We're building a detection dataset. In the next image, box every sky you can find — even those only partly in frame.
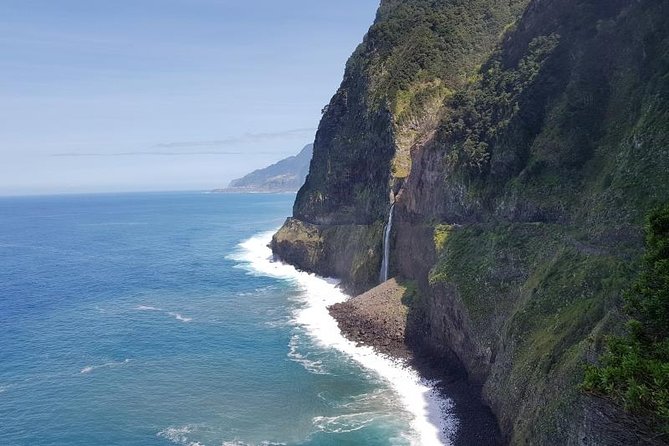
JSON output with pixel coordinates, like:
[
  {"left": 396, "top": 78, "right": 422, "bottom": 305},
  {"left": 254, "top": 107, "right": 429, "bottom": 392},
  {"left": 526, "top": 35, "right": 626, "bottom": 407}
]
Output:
[{"left": 0, "top": 0, "right": 380, "bottom": 195}]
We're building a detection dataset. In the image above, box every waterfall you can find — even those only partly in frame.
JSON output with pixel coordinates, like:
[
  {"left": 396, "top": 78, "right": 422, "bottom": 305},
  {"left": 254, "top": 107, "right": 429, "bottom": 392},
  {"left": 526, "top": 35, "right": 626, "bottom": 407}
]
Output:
[{"left": 379, "top": 204, "right": 395, "bottom": 283}]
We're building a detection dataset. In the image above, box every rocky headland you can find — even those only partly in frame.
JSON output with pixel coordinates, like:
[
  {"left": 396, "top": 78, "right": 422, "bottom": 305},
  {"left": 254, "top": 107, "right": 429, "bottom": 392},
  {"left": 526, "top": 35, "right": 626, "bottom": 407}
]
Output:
[{"left": 215, "top": 144, "right": 313, "bottom": 193}]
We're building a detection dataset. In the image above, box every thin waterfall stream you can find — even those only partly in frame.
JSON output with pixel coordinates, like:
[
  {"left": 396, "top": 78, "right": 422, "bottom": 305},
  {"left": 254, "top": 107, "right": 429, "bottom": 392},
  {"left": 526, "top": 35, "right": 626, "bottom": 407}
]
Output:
[{"left": 379, "top": 204, "right": 395, "bottom": 283}]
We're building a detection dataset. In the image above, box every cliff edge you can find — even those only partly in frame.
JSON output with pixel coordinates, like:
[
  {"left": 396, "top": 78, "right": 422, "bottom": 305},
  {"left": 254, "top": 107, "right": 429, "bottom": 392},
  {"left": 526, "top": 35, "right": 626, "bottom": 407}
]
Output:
[{"left": 272, "top": 0, "right": 669, "bottom": 444}]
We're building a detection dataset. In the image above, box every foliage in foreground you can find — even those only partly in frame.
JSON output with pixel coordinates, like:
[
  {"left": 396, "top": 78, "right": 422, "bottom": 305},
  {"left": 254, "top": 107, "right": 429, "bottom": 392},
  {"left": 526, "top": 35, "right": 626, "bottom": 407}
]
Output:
[{"left": 583, "top": 205, "right": 669, "bottom": 437}]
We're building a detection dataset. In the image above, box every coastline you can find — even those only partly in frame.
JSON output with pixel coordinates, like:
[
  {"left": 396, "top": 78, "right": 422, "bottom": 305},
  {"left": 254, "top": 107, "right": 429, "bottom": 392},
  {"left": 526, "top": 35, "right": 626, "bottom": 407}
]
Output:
[
  {"left": 329, "top": 279, "right": 504, "bottom": 446},
  {"left": 233, "top": 231, "right": 456, "bottom": 446}
]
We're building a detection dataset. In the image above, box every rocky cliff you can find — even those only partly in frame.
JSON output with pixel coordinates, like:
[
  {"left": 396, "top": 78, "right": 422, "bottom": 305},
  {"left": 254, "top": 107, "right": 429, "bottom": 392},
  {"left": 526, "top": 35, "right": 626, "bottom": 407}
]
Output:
[
  {"left": 217, "top": 144, "right": 313, "bottom": 193},
  {"left": 274, "top": 0, "right": 530, "bottom": 292},
  {"left": 273, "top": 0, "right": 669, "bottom": 444}
]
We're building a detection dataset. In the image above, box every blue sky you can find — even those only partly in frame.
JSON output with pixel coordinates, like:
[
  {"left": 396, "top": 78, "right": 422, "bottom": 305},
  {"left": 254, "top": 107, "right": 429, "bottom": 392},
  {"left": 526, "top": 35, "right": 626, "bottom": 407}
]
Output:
[{"left": 0, "top": 0, "right": 379, "bottom": 195}]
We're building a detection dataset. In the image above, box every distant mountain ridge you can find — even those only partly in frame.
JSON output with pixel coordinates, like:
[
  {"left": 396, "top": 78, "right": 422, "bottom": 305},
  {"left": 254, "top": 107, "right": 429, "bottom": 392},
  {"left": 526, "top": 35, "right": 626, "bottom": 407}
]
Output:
[{"left": 216, "top": 144, "right": 313, "bottom": 193}]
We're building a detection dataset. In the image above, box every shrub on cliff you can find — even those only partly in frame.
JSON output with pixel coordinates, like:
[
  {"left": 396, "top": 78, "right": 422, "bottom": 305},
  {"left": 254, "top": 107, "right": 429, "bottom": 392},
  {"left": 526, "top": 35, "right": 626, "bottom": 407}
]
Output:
[
  {"left": 583, "top": 204, "right": 669, "bottom": 437},
  {"left": 442, "top": 33, "right": 561, "bottom": 177}
]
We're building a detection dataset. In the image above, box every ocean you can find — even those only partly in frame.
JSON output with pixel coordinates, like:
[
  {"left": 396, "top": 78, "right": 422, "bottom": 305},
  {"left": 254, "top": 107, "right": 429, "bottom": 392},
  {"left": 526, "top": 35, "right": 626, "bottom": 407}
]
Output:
[{"left": 0, "top": 192, "right": 454, "bottom": 446}]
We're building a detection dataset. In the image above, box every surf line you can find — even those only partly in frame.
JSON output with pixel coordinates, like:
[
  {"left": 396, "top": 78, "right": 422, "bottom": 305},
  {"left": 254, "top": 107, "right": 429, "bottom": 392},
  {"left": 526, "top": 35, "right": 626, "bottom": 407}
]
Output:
[{"left": 230, "top": 230, "right": 457, "bottom": 446}]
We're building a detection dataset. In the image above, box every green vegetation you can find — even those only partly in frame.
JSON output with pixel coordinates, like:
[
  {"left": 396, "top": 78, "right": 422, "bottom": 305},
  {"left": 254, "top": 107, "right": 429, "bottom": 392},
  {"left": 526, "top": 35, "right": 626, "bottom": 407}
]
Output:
[
  {"left": 429, "top": 223, "right": 551, "bottom": 322},
  {"left": 367, "top": 0, "right": 528, "bottom": 104},
  {"left": 364, "top": 0, "right": 530, "bottom": 179},
  {"left": 432, "top": 223, "right": 453, "bottom": 252},
  {"left": 583, "top": 205, "right": 669, "bottom": 437},
  {"left": 391, "top": 80, "right": 451, "bottom": 179},
  {"left": 294, "top": 0, "right": 530, "bottom": 223},
  {"left": 419, "top": 0, "right": 669, "bottom": 441},
  {"left": 428, "top": 221, "right": 636, "bottom": 442},
  {"left": 429, "top": 0, "right": 669, "bottom": 227},
  {"left": 443, "top": 34, "right": 560, "bottom": 175},
  {"left": 282, "top": 0, "right": 669, "bottom": 442},
  {"left": 400, "top": 279, "right": 422, "bottom": 307}
]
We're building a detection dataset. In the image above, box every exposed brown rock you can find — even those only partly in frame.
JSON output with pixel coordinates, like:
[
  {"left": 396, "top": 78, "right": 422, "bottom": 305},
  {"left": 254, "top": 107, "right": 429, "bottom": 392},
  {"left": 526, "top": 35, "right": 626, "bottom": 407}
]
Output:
[{"left": 328, "top": 278, "right": 410, "bottom": 359}]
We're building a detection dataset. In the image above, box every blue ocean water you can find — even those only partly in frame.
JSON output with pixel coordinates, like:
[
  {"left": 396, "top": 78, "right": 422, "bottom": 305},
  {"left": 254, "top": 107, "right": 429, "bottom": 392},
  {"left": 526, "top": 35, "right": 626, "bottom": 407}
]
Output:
[{"left": 0, "top": 192, "right": 452, "bottom": 446}]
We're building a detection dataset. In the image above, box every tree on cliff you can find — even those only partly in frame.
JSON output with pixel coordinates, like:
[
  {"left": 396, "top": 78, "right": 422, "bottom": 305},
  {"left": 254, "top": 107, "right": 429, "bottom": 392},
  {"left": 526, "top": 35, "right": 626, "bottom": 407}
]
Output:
[{"left": 584, "top": 204, "right": 669, "bottom": 438}]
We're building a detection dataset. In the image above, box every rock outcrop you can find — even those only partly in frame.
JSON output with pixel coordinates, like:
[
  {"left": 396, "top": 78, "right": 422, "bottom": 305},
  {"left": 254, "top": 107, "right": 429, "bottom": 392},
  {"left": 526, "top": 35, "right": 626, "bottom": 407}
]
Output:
[{"left": 329, "top": 278, "right": 410, "bottom": 358}]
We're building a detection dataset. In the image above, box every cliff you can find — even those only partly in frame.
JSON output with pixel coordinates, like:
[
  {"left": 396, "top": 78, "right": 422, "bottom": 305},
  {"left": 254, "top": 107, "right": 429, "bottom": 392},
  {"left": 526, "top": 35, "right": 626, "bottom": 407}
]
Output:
[
  {"left": 272, "top": 0, "right": 669, "bottom": 444},
  {"left": 274, "top": 0, "right": 529, "bottom": 292},
  {"left": 217, "top": 144, "right": 312, "bottom": 193}
]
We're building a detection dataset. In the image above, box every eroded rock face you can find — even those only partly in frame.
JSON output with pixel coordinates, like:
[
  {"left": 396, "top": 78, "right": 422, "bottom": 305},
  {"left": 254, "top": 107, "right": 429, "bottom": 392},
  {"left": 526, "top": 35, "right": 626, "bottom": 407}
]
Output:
[
  {"left": 271, "top": 218, "right": 383, "bottom": 294},
  {"left": 280, "top": 0, "right": 531, "bottom": 243},
  {"left": 390, "top": 0, "right": 669, "bottom": 443},
  {"left": 271, "top": 0, "right": 669, "bottom": 443},
  {"left": 577, "top": 396, "right": 667, "bottom": 446}
]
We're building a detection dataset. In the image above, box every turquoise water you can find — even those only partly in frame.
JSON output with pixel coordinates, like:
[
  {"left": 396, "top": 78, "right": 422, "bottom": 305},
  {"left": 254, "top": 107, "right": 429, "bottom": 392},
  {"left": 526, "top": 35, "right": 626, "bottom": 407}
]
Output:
[{"left": 0, "top": 192, "right": 452, "bottom": 446}]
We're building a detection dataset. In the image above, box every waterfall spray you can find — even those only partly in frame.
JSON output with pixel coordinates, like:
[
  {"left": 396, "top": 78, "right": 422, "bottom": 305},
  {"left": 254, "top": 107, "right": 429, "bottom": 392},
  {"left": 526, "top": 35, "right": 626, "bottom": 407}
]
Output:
[{"left": 379, "top": 204, "right": 395, "bottom": 283}]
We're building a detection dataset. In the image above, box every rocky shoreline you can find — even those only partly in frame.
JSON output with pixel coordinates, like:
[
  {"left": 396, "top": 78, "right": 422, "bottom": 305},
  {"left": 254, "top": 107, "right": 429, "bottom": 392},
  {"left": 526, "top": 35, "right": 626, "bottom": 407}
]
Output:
[
  {"left": 328, "top": 278, "right": 504, "bottom": 446},
  {"left": 329, "top": 279, "right": 411, "bottom": 359}
]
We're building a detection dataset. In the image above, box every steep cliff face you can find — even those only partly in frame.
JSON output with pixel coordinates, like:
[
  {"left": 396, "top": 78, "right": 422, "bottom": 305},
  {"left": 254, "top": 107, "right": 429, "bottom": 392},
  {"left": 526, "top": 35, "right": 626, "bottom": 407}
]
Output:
[
  {"left": 395, "top": 0, "right": 669, "bottom": 443},
  {"left": 272, "top": 218, "right": 383, "bottom": 294},
  {"left": 273, "top": 0, "right": 669, "bottom": 443},
  {"left": 273, "top": 0, "right": 530, "bottom": 290}
]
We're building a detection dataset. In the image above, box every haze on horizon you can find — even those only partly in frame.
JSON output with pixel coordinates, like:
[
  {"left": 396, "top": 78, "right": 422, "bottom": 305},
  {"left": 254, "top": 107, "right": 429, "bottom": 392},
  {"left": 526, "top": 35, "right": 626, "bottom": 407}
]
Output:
[{"left": 0, "top": 0, "right": 380, "bottom": 196}]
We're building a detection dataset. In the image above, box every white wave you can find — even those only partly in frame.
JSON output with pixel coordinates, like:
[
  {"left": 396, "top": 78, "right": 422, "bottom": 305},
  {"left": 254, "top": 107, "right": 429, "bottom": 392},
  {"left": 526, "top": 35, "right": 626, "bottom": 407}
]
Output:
[
  {"left": 80, "top": 358, "right": 131, "bottom": 375},
  {"left": 168, "top": 312, "right": 193, "bottom": 323},
  {"left": 221, "top": 441, "right": 286, "bottom": 446},
  {"left": 287, "top": 334, "right": 329, "bottom": 375},
  {"left": 158, "top": 426, "right": 288, "bottom": 446},
  {"left": 79, "top": 222, "right": 148, "bottom": 227},
  {"left": 136, "top": 305, "right": 163, "bottom": 311},
  {"left": 136, "top": 305, "right": 192, "bottom": 322},
  {"left": 337, "top": 388, "right": 396, "bottom": 410},
  {"left": 232, "top": 231, "right": 457, "bottom": 446},
  {"left": 157, "top": 425, "right": 204, "bottom": 446},
  {"left": 264, "top": 317, "right": 291, "bottom": 329},
  {"left": 313, "top": 412, "right": 378, "bottom": 433}
]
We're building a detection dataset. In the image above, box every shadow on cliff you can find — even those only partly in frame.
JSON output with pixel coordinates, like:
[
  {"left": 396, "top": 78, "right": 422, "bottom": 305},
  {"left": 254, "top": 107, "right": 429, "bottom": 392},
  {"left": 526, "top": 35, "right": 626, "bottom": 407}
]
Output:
[{"left": 400, "top": 281, "right": 506, "bottom": 446}]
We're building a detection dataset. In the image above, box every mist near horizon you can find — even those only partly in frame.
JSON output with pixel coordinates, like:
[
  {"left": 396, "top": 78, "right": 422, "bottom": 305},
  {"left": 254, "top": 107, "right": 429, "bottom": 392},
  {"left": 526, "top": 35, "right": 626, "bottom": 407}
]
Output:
[{"left": 0, "top": 0, "right": 380, "bottom": 196}]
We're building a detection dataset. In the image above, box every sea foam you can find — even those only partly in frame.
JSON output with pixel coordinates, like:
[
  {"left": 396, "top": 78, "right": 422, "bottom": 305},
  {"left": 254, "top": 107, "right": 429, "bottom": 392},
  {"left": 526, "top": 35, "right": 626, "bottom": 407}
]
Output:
[
  {"left": 157, "top": 425, "right": 205, "bottom": 446},
  {"left": 80, "top": 358, "right": 131, "bottom": 375},
  {"left": 136, "top": 305, "right": 163, "bottom": 311},
  {"left": 287, "top": 334, "right": 328, "bottom": 375},
  {"left": 135, "top": 305, "right": 192, "bottom": 323},
  {"left": 231, "top": 231, "right": 457, "bottom": 446},
  {"left": 168, "top": 312, "right": 193, "bottom": 323}
]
